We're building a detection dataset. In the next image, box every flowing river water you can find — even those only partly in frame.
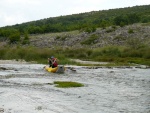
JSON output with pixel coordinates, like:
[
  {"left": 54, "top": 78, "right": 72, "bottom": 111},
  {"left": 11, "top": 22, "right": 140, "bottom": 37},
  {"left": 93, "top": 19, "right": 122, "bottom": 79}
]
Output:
[{"left": 0, "top": 60, "right": 150, "bottom": 113}]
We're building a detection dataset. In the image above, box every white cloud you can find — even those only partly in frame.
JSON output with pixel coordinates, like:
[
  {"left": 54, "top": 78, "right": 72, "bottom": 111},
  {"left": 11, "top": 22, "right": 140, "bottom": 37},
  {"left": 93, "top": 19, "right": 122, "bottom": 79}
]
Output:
[
  {"left": 137, "top": 0, "right": 150, "bottom": 4},
  {"left": 0, "top": 0, "right": 149, "bottom": 27}
]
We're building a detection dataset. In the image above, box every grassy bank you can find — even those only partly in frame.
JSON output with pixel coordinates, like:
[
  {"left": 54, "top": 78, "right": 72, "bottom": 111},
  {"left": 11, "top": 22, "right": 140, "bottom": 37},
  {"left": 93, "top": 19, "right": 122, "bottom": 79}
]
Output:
[{"left": 0, "top": 46, "right": 150, "bottom": 66}]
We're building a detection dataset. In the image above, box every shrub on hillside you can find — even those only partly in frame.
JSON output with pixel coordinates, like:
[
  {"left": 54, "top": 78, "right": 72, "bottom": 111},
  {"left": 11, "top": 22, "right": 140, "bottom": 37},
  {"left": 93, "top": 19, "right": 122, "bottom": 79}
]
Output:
[
  {"left": 128, "top": 28, "right": 134, "bottom": 33},
  {"left": 81, "top": 34, "right": 98, "bottom": 45},
  {"left": 9, "top": 32, "right": 20, "bottom": 43}
]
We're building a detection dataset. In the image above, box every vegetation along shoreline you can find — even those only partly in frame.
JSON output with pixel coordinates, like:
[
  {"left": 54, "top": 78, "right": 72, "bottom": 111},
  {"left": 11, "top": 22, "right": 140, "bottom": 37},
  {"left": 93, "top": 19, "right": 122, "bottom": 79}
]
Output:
[{"left": 0, "top": 5, "right": 150, "bottom": 66}]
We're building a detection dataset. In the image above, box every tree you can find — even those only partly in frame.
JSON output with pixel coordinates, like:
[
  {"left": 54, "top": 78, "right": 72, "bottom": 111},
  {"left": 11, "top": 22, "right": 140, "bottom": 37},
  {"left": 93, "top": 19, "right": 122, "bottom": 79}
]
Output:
[
  {"left": 113, "top": 15, "right": 128, "bottom": 26},
  {"left": 9, "top": 32, "right": 20, "bottom": 43},
  {"left": 127, "top": 13, "right": 140, "bottom": 24},
  {"left": 22, "top": 32, "right": 30, "bottom": 44},
  {"left": 100, "top": 20, "right": 108, "bottom": 29}
]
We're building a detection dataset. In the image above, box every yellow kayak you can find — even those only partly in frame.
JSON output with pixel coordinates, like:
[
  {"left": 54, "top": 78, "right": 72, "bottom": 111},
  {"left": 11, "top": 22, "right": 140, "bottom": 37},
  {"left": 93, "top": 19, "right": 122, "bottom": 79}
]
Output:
[{"left": 45, "top": 65, "right": 65, "bottom": 73}]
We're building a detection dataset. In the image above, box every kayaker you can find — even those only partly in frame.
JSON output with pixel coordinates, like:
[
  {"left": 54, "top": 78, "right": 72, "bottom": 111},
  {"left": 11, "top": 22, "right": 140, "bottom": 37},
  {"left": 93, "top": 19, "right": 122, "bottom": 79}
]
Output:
[{"left": 48, "top": 56, "right": 58, "bottom": 68}]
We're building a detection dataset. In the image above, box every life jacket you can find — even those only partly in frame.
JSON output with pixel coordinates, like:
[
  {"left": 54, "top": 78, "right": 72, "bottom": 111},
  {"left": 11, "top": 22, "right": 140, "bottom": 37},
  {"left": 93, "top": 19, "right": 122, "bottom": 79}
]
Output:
[{"left": 52, "top": 58, "right": 58, "bottom": 67}]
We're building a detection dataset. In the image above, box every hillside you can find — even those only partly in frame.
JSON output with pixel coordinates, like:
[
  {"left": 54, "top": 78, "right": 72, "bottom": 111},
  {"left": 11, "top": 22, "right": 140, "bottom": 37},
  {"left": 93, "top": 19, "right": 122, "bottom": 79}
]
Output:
[
  {"left": 0, "top": 5, "right": 150, "bottom": 66},
  {"left": 0, "top": 23, "right": 150, "bottom": 49},
  {"left": 0, "top": 23, "right": 150, "bottom": 66},
  {"left": 28, "top": 23, "right": 150, "bottom": 49},
  {"left": 0, "top": 5, "right": 150, "bottom": 44}
]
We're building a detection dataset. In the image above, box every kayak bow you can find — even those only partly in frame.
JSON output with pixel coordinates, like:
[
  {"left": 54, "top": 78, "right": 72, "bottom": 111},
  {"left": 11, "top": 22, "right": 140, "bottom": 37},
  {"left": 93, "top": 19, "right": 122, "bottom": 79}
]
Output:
[{"left": 44, "top": 65, "right": 65, "bottom": 73}]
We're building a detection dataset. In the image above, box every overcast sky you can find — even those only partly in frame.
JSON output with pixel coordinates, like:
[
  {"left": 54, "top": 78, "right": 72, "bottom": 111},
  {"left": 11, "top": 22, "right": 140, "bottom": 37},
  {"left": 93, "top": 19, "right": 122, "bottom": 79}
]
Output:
[{"left": 0, "top": 0, "right": 150, "bottom": 27}]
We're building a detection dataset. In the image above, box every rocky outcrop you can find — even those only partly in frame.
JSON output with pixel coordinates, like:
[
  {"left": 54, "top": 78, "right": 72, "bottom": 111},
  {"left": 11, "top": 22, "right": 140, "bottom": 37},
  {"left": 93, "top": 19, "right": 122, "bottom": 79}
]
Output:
[{"left": 29, "top": 23, "right": 150, "bottom": 48}]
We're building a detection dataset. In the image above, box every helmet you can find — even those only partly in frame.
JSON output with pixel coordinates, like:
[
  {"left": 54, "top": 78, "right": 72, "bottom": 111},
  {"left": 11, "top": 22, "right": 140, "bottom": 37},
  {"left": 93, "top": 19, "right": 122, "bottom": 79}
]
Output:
[{"left": 51, "top": 56, "right": 54, "bottom": 59}]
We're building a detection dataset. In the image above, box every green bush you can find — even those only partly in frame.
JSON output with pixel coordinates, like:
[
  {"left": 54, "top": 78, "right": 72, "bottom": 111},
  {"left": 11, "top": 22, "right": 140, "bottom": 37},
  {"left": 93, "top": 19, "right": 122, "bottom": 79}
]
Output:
[
  {"left": 56, "top": 35, "right": 61, "bottom": 39},
  {"left": 114, "top": 36, "right": 125, "bottom": 41},
  {"left": 128, "top": 28, "right": 134, "bottom": 33},
  {"left": 92, "top": 46, "right": 121, "bottom": 57},
  {"left": 54, "top": 81, "right": 84, "bottom": 88},
  {"left": 0, "top": 48, "right": 7, "bottom": 59},
  {"left": 9, "top": 32, "right": 20, "bottom": 43},
  {"left": 81, "top": 34, "right": 98, "bottom": 45},
  {"left": 106, "top": 28, "right": 115, "bottom": 33},
  {"left": 0, "top": 45, "right": 150, "bottom": 66}
]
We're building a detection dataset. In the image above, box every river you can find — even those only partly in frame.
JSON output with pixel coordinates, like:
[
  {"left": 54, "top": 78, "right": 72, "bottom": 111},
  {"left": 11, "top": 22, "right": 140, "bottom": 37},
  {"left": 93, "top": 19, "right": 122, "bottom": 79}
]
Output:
[{"left": 0, "top": 60, "right": 150, "bottom": 113}]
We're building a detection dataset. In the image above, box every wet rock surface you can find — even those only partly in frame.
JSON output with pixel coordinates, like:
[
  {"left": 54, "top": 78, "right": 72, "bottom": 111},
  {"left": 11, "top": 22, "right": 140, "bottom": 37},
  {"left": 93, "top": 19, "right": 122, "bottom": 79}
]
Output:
[{"left": 0, "top": 60, "right": 150, "bottom": 113}]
